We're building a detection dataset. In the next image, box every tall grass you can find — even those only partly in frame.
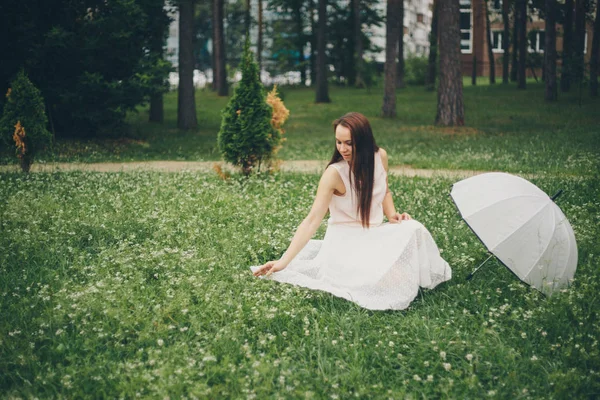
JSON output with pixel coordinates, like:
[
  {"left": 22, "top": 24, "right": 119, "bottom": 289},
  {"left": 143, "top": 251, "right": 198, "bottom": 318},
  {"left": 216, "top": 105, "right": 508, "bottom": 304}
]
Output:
[{"left": 1, "top": 171, "right": 598, "bottom": 398}]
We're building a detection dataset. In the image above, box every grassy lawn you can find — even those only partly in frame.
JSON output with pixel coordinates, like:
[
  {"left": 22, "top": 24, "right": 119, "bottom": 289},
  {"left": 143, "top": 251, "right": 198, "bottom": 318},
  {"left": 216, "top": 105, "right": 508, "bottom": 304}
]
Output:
[
  {"left": 1, "top": 169, "right": 599, "bottom": 398},
  {"left": 2, "top": 82, "right": 598, "bottom": 175},
  {"left": 1, "top": 82, "right": 599, "bottom": 397}
]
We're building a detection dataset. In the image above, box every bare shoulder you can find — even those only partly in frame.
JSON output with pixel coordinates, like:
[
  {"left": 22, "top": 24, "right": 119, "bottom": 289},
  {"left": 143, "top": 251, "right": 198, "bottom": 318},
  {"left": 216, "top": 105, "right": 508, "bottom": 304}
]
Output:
[
  {"left": 320, "top": 165, "right": 343, "bottom": 189},
  {"left": 378, "top": 148, "right": 389, "bottom": 170}
]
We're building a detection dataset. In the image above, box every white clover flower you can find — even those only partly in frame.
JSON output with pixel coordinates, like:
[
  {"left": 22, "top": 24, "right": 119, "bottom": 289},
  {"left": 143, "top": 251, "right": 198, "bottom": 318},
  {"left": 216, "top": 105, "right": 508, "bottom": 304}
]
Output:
[
  {"left": 440, "top": 351, "right": 447, "bottom": 360},
  {"left": 427, "top": 375, "right": 434, "bottom": 382},
  {"left": 413, "top": 374, "right": 422, "bottom": 381},
  {"left": 521, "top": 332, "right": 527, "bottom": 338},
  {"left": 531, "top": 355, "right": 538, "bottom": 361},
  {"left": 466, "top": 354, "right": 473, "bottom": 361},
  {"left": 157, "top": 339, "right": 164, "bottom": 346},
  {"left": 443, "top": 363, "right": 452, "bottom": 371}
]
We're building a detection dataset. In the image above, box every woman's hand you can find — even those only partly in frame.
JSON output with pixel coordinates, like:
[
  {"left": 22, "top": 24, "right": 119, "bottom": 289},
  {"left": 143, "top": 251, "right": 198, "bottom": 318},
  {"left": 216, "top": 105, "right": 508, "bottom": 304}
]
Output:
[
  {"left": 389, "top": 212, "right": 412, "bottom": 223},
  {"left": 253, "top": 260, "right": 287, "bottom": 277}
]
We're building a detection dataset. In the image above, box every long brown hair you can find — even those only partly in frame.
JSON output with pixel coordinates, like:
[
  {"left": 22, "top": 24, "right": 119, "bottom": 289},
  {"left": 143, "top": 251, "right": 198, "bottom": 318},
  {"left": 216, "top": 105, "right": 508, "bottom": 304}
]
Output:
[{"left": 328, "top": 112, "right": 379, "bottom": 228}]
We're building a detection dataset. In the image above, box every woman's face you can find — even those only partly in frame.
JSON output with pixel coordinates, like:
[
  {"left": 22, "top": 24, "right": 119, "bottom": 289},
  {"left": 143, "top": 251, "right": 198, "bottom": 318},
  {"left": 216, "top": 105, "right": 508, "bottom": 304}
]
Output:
[{"left": 335, "top": 124, "right": 353, "bottom": 161}]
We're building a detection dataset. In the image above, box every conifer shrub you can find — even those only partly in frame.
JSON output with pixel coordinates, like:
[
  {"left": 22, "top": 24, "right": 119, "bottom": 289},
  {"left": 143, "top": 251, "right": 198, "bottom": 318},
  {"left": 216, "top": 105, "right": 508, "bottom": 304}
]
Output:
[
  {"left": 218, "top": 38, "right": 281, "bottom": 175},
  {"left": 1, "top": 70, "right": 52, "bottom": 172}
]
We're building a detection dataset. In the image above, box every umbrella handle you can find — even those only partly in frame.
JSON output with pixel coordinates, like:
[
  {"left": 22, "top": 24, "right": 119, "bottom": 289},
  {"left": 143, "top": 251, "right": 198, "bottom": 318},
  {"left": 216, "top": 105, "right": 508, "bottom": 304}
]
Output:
[
  {"left": 551, "top": 189, "right": 563, "bottom": 201},
  {"left": 466, "top": 254, "right": 494, "bottom": 281}
]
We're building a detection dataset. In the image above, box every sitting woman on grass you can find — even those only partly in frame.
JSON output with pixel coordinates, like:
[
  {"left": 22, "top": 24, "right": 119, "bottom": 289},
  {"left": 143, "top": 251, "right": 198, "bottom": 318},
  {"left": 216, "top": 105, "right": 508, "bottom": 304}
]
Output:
[{"left": 252, "top": 112, "right": 451, "bottom": 310}]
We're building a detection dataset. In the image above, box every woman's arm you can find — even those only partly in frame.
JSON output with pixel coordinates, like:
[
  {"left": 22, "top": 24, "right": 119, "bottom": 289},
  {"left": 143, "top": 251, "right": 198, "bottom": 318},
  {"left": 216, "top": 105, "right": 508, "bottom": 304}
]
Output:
[
  {"left": 380, "top": 148, "right": 411, "bottom": 223},
  {"left": 253, "top": 166, "right": 339, "bottom": 277}
]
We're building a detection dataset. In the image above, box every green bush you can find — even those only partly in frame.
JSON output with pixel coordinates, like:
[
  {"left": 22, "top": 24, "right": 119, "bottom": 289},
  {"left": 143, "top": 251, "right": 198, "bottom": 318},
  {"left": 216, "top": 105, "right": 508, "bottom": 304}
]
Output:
[
  {"left": 218, "top": 38, "right": 281, "bottom": 175},
  {"left": 0, "top": 70, "right": 52, "bottom": 171},
  {"left": 0, "top": 0, "right": 171, "bottom": 138},
  {"left": 405, "top": 55, "right": 429, "bottom": 86}
]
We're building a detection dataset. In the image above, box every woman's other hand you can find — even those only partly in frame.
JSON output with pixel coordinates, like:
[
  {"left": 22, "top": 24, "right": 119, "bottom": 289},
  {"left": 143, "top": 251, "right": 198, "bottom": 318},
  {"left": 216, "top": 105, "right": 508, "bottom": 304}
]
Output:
[
  {"left": 389, "top": 212, "right": 412, "bottom": 223},
  {"left": 253, "top": 260, "right": 287, "bottom": 277}
]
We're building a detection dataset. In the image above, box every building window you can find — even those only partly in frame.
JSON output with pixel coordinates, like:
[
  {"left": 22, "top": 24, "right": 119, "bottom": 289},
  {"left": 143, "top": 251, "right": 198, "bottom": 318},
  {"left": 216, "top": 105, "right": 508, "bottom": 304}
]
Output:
[
  {"left": 491, "top": 30, "right": 504, "bottom": 52},
  {"left": 528, "top": 30, "right": 545, "bottom": 53},
  {"left": 492, "top": 0, "right": 502, "bottom": 11},
  {"left": 460, "top": 0, "right": 472, "bottom": 53},
  {"left": 417, "top": 13, "right": 424, "bottom": 23}
]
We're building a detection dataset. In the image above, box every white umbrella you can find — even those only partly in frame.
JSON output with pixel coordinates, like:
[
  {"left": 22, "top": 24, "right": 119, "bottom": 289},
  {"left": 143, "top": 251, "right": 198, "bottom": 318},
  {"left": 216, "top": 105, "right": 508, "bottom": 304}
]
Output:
[{"left": 450, "top": 172, "right": 578, "bottom": 296}]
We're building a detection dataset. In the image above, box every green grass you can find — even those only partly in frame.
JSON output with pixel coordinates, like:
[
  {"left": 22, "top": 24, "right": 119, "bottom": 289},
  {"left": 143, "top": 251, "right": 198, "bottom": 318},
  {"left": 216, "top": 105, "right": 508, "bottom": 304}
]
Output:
[
  {"left": 1, "top": 170, "right": 599, "bottom": 398},
  {"left": 2, "top": 82, "right": 598, "bottom": 175},
  {"left": 1, "top": 82, "right": 599, "bottom": 397}
]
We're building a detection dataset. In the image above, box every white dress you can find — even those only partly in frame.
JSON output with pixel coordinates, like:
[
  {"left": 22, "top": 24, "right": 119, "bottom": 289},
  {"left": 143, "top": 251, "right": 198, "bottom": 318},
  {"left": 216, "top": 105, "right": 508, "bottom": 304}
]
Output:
[{"left": 252, "top": 152, "right": 452, "bottom": 310}]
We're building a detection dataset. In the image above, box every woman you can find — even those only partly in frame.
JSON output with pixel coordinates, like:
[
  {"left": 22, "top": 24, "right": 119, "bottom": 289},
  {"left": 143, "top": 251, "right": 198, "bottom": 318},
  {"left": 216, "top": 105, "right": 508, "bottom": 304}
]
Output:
[{"left": 252, "top": 112, "right": 451, "bottom": 310}]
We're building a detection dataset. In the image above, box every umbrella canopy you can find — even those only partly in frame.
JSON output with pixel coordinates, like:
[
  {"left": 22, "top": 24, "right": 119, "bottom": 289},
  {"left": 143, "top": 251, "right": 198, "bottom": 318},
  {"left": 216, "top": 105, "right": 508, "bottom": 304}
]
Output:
[{"left": 451, "top": 172, "right": 577, "bottom": 295}]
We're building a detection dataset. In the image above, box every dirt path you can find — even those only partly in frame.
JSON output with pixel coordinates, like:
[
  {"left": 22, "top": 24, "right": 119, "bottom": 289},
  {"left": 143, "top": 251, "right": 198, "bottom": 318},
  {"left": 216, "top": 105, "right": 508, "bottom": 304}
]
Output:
[{"left": 0, "top": 160, "right": 488, "bottom": 179}]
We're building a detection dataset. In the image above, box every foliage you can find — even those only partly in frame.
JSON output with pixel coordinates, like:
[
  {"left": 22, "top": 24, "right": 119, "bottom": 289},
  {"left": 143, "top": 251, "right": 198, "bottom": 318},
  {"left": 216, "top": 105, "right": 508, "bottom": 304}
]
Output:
[
  {"left": 218, "top": 39, "right": 281, "bottom": 175},
  {"left": 0, "top": 0, "right": 172, "bottom": 138},
  {"left": 327, "top": 0, "right": 384, "bottom": 85},
  {"left": 225, "top": 0, "right": 248, "bottom": 72},
  {"left": 266, "top": 85, "right": 290, "bottom": 135},
  {"left": 265, "top": 0, "right": 384, "bottom": 84},
  {"left": 0, "top": 170, "right": 598, "bottom": 397},
  {"left": 0, "top": 70, "right": 52, "bottom": 171},
  {"left": 404, "top": 55, "right": 429, "bottom": 86},
  {"left": 193, "top": 0, "right": 214, "bottom": 71}
]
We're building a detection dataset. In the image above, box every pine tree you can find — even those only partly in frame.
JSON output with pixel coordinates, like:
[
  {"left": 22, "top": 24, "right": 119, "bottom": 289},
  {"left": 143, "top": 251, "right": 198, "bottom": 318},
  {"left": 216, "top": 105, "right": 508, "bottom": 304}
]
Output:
[
  {"left": 1, "top": 70, "right": 52, "bottom": 172},
  {"left": 218, "top": 38, "right": 280, "bottom": 175}
]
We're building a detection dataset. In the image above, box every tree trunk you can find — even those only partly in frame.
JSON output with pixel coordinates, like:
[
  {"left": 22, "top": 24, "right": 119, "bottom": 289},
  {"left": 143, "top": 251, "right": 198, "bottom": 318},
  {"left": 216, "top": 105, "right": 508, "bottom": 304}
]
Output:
[
  {"left": 149, "top": 26, "right": 164, "bottom": 122},
  {"left": 149, "top": 92, "right": 164, "bottom": 123},
  {"left": 517, "top": 0, "right": 527, "bottom": 89},
  {"left": 309, "top": 0, "right": 317, "bottom": 85},
  {"left": 354, "top": 0, "right": 365, "bottom": 88},
  {"left": 294, "top": 6, "right": 306, "bottom": 86},
  {"left": 214, "top": 0, "right": 228, "bottom": 96},
  {"left": 245, "top": 0, "right": 251, "bottom": 35},
  {"left": 315, "top": 0, "right": 330, "bottom": 102},
  {"left": 396, "top": 0, "right": 405, "bottom": 88},
  {"left": 561, "top": 0, "right": 574, "bottom": 92},
  {"left": 436, "top": 0, "right": 464, "bottom": 126},
  {"left": 485, "top": 0, "right": 495, "bottom": 84},
  {"left": 178, "top": 0, "right": 198, "bottom": 130},
  {"left": 472, "top": 55, "right": 477, "bottom": 85},
  {"left": 382, "top": 0, "right": 401, "bottom": 117},
  {"left": 510, "top": 5, "right": 519, "bottom": 82},
  {"left": 258, "top": 0, "right": 263, "bottom": 73},
  {"left": 502, "top": 0, "right": 510, "bottom": 83},
  {"left": 573, "top": 0, "right": 586, "bottom": 84},
  {"left": 590, "top": 0, "right": 600, "bottom": 96},
  {"left": 211, "top": 1, "right": 217, "bottom": 91},
  {"left": 545, "top": 0, "right": 557, "bottom": 101},
  {"left": 347, "top": 0, "right": 357, "bottom": 86},
  {"left": 426, "top": 0, "right": 439, "bottom": 91}
]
